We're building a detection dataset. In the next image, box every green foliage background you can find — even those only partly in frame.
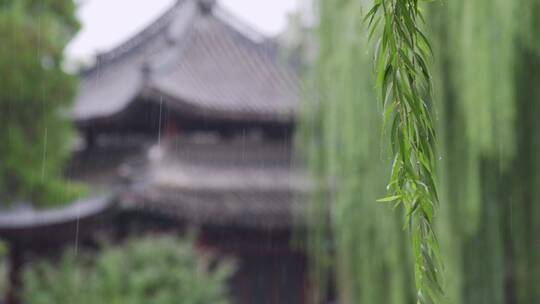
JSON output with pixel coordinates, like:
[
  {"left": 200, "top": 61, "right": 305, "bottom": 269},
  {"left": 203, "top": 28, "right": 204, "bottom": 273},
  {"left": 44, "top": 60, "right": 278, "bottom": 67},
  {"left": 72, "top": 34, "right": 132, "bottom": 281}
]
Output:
[
  {"left": 23, "top": 237, "right": 234, "bottom": 304},
  {"left": 0, "top": 0, "right": 83, "bottom": 207},
  {"left": 431, "top": 0, "right": 540, "bottom": 303},
  {"left": 302, "top": 0, "right": 415, "bottom": 302},
  {"left": 305, "top": 0, "right": 540, "bottom": 303}
]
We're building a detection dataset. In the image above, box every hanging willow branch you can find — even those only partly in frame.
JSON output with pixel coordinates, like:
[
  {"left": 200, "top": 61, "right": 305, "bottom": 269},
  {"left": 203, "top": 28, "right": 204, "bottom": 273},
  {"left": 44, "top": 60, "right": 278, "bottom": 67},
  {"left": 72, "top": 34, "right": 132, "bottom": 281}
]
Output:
[{"left": 365, "top": 0, "right": 444, "bottom": 302}]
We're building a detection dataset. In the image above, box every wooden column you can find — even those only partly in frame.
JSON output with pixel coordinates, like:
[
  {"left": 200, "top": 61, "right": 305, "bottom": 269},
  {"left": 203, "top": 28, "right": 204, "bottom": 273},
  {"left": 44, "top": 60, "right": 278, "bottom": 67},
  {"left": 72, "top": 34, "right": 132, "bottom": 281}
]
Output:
[{"left": 5, "top": 243, "right": 23, "bottom": 304}]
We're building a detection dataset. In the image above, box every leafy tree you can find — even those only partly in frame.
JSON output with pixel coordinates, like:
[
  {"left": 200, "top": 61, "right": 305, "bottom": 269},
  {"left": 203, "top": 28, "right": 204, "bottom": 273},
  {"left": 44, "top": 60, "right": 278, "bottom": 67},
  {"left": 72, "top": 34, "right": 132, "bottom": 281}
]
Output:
[
  {"left": 23, "top": 236, "right": 235, "bottom": 304},
  {"left": 431, "top": 0, "right": 540, "bottom": 303},
  {"left": 306, "top": 0, "right": 540, "bottom": 303},
  {"left": 0, "top": 0, "right": 83, "bottom": 207},
  {"left": 302, "top": 0, "right": 415, "bottom": 303}
]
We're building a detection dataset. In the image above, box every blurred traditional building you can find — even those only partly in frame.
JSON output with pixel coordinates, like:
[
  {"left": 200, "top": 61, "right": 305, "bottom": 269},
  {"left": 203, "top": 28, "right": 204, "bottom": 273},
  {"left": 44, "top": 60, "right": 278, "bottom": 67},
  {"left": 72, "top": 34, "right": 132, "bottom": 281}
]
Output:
[{"left": 68, "top": 0, "right": 309, "bottom": 303}]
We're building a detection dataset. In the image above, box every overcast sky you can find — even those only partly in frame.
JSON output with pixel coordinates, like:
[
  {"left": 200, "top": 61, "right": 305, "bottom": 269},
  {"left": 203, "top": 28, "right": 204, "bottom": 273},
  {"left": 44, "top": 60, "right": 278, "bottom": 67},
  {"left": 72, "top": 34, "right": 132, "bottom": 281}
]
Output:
[{"left": 67, "top": 0, "right": 299, "bottom": 61}]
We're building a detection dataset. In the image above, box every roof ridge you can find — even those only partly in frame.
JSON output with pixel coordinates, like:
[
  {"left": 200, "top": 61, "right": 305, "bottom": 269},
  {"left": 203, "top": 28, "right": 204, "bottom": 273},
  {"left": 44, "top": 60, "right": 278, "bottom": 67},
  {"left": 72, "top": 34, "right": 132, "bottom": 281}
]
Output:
[
  {"left": 212, "top": 4, "right": 266, "bottom": 43},
  {"left": 211, "top": 5, "right": 292, "bottom": 73},
  {"left": 148, "top": 4, "right": 285, "bottom": 78},
  {"left": 97, "top": 0, "right": 184, "bottom": 64}
]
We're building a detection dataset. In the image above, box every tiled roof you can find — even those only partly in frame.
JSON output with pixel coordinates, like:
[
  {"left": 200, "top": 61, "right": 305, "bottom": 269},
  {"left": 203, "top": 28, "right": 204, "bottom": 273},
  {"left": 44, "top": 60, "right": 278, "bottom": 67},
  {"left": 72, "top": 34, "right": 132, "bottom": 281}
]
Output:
[
  {"left": 119, "top": 138, "right": 308, "bottom": 229},
  {"left": 0, "top": 197, "right": 114, "bottom": 244},
  {"left": 74, "top": 0, "right": 299, "bottom": 124},
  {"left": 73, "top": 1, "right": 185, "bottom": 121},
  {"left": 122, "top": 188, "right": 304, "bottom": 230}
]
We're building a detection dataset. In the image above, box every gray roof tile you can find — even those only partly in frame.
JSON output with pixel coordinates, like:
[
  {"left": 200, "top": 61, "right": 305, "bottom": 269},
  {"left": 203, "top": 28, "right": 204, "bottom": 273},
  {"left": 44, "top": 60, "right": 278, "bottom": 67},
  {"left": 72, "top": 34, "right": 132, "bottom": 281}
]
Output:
[{"left": 74, "top": 0, "right": 299, "bottom": 123}]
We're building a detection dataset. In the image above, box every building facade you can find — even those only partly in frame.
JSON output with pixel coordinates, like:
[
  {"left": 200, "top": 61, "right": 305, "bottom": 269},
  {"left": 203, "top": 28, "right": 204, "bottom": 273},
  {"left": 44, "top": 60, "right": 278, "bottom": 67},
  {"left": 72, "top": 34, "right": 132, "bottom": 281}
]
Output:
[{"left": 70, "top": 1, "right": 309, "bottom": 303}]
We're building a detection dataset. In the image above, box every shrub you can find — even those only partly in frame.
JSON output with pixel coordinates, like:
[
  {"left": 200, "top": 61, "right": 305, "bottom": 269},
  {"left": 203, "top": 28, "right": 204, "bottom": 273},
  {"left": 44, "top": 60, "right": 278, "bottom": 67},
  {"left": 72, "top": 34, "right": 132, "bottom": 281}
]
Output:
[{"left": 23, "top": 236, "right": 234, "bottom": 304}]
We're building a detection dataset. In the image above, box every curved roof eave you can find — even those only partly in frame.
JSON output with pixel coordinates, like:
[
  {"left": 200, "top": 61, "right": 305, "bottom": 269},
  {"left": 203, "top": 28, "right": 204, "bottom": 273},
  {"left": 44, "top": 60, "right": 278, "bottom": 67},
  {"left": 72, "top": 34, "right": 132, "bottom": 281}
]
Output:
[{"left": 0, "top": 196, "right": 115, "bottom": 245}]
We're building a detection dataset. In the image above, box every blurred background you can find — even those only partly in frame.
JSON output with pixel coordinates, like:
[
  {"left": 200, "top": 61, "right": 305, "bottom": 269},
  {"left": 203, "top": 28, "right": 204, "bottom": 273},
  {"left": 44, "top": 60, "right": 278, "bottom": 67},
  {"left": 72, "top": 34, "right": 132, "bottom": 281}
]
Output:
[{"left": 0, "top": 0, "right": 538, "bottom": 303}]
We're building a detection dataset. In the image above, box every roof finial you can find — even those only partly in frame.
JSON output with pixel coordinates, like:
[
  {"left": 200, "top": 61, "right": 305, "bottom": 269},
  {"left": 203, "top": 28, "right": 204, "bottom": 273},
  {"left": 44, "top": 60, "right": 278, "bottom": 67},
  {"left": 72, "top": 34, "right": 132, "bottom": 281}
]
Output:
[{"left": 198, "top": 0, "right": 216, "bottom": 14}]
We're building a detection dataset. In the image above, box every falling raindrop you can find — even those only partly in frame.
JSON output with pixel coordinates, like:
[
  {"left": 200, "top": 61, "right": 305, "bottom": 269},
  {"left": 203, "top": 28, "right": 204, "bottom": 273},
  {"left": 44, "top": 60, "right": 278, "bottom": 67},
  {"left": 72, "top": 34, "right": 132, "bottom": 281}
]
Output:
[
  {"left": 158, "top": 96, "right": 163, "bottom": 146},
  {"left": 242, "top": 129, "right": 246, "bottom": 161},
  {"left": 41, "top": 128, "right": 48, "bottom": 182},
  {"left": 74, "top": 199, "right": 81, "bottom": 255}
]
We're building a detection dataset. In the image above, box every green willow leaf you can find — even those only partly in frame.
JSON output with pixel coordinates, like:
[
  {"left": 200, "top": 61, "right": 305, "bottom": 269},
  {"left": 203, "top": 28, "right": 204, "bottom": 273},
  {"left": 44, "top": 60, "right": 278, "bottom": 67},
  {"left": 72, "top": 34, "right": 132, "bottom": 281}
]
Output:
[
  {"left": 304, "top": 1, "right": 419, "bottom": 302},
  {"left": 365, "top": 0, "right": 445, "bottom": 302},
  {"left": 377, "top": 195, "right": 402, "bottom": 203}
]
